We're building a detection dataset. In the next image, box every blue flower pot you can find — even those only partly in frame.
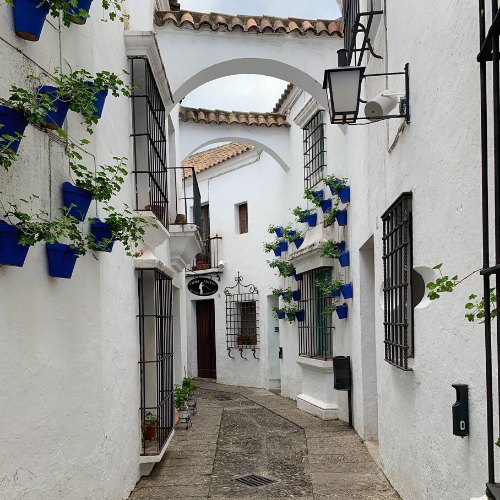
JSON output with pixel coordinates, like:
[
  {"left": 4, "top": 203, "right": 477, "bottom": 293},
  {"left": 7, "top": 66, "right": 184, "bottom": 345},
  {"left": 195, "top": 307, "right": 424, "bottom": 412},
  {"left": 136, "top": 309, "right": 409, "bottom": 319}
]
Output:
[
  {"left": 336, "top": 209, "right": 348, "bottom": 226},
  {"left": 69, "top": 0, "right": 94, "bottom": 24},
  {"left": 275, "top": 227, "right": 283, "bottom": 238},
  {"left": 341, "top": 283, "right": 353, "bottom": 299},
  {"left": 294, "top": 272, "right": 302, "bottom": 281},
  {"left": 328, "top": 180, "right": 341, "bottom": 195},
  {"left": 85, "top": 82, "right": 108, "bottom": 118},
  {"left": 321, "top": 198, "right": 332, "bottom": 213},
  {"left": 277, "top": 311, "right": 285, "bottom": 320},
  {"left": 63, "top": 182, "right": 92, "bottom": 221},
  {"left": 294, "top": 237, "right": 304, "bottom": 249},
  {"left": 338, "top": 240, "right": 346, "bottom": 253},
  {"left": 273, "top": 247, "right": 282, "bottom": 257},
  {"left": 279, "top": 241, "right": 288, "bottom": 252},
  {"left": 289, "top": 230, "right": 296, "bottom": 237},
  {"left": 0, "top": 220, "right": 29, "bottom": 267},
  {"left": 90, "top": 218, "right": 114, "bottom": 252},
  {"left": 13, "top": 0, "right": 50, "bottom": 41},
  {"left": 0, "top": 105, "right": 28, "bottom": 153},
  {"left": 39, "top": 86, "right": 70, "bottom": 130},
  {"left": 339, "top": 251, "right": 350, "bottom": 268},
  {"left": 46, "top": 242, "right": 79, "bottom": 279},
  {"left": 293, "top": 290, "right": 300, "bottom": 301},
  {"left": 306, "top": 213, "right": 317, "bottom": 227},
  {"left": 313, "top": 189, "right": 323, "bottom": 201},
  {"left": 336, "top": 304, "right": 348, "bottom": 319},
  {"left": 282, "top": 292, "right": 292, "bottom": 302},
  {"left": 286, "top": 312, "right": 296, "bottom": 321},
  {"left": 338, "top": 186, "right": 350, "bottom": 203},
  {"left": 296, "top": 310, "right": 305, "bottom": 322},
  {"left": 331, "top": 288, "right": 341, "bottom": 298}
]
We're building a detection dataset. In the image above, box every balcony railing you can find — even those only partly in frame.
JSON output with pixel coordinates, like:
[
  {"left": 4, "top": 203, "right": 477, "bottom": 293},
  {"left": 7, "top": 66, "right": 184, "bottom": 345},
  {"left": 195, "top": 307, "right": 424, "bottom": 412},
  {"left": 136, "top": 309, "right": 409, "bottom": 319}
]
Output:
[
  {"left": 188, "top": 236, "right": 222, "bottom": 271},
  {"left": 167, "top": 166, "right": 202, "bottom": 230}
]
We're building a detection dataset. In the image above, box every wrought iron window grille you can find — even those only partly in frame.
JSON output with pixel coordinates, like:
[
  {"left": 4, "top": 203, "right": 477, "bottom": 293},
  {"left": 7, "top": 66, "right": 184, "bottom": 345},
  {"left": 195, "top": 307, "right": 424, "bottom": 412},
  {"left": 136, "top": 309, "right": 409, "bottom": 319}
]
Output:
[
  {"left": 297, "top": 267, "right": 335, "bottom": 360},
  {"left": 129, "top": 56, "right": 170, "bottom": 229},
  {"left": 303, "top": 111, "right": 326, "bottom": 189},
  {"left": 382, "top": 192, "right": 413, "bottom": 371},
  {"left": 187, "top": 235, "right": 222, "bottom": 279},
  {"left": 137, "top": 269, "right": 174, "bottom": 456},
  {"left": 224, "top": 272, "right": 259, "bottom": 360}
]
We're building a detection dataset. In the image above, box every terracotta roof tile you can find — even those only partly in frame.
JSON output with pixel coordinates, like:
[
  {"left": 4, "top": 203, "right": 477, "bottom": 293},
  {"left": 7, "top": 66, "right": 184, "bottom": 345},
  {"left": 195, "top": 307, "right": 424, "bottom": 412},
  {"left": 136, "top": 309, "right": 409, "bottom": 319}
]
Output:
[
  {"left": 179, "top": 106, "right": 290, "bottom": 127},
  {"left": 273, "top": 83, "right": 294, "bottom": 113},
  {"left": 182, "top": 142, "right": 253, "bottom": 178},
  {"left": 155, "top": 10, "right": 344, "bottom": 37}
]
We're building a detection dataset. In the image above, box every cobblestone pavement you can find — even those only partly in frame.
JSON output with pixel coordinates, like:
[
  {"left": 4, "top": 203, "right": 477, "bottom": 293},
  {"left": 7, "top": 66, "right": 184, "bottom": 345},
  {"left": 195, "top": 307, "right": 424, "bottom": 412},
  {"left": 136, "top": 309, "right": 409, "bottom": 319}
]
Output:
[{"left": 129, "top": 380, "right": 400, "bottom": 500}]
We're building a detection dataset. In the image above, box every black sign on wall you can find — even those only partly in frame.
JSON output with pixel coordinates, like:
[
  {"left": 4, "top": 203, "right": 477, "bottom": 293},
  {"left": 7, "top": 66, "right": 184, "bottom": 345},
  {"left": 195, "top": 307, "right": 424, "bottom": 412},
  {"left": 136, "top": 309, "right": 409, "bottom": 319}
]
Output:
[{"left": 188, "top": 277, "right": 218, "bottom": 296}]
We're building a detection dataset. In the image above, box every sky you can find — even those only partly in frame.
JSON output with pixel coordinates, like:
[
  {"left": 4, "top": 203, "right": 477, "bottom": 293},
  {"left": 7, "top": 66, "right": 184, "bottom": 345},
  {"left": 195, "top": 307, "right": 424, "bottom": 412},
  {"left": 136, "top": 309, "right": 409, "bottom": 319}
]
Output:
[{"left": 181, "top": 0, "right": 341, "bottom": 113}]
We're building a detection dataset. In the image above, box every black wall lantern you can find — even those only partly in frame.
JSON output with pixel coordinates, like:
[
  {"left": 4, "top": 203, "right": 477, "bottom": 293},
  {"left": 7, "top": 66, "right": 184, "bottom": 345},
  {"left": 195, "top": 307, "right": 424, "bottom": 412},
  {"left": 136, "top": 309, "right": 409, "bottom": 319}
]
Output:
[{"left": 323, "top": 49, "right": 410, "bottom": 125}]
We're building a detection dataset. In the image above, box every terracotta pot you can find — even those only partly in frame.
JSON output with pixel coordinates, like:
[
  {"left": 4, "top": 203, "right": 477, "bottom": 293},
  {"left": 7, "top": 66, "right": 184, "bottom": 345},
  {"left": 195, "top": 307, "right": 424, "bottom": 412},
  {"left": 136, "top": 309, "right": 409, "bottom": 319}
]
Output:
[{"left": 144, "top": 421, "right": 157, "bottom": 441}]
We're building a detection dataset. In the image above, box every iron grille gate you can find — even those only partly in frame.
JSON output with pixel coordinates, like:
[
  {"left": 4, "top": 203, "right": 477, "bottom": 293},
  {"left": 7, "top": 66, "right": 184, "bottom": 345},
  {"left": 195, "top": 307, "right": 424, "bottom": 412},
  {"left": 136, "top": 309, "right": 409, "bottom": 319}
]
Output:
[
  {"left": 298, "top": 267, "right": 335, "bottom": 360},
  {"left": 343, "top": 0, "right": 359, "bottom": 64},
  {"left": 225, "top": 272, "right": 259, "bottom": 359},
  {"left": 382, "top": 193, "right": 413, "bottom": 371},
  {"left": 130, "top": 56, "right": 169, "bottom": 229},
  {"left": 303, "top": 111, "right": 326, "bottom": 189},
  {"left": 137, "top": 269, "right": 174, "bottom": 456},
  {"left": 478, "top": 1, "right": 500, "bottom": 496}
]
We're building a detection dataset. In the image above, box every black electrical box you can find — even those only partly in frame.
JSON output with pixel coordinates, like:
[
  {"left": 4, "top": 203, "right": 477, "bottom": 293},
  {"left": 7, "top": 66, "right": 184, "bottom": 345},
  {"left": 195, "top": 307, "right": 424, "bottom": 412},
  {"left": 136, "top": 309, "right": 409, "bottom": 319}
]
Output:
[
  {"left": 279, "top": 347, "right": 283, "bottom": 359},
  {"left": 452, "top": 384, "right": 469, "bottom": 437},
  {"left": 333, "top": 356, "right": 351, "bottom": 391}
]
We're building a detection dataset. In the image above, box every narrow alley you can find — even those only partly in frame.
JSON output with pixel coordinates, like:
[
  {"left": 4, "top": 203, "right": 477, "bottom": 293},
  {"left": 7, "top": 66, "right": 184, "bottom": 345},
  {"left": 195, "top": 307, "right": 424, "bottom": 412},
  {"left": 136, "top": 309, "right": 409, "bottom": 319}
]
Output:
[{"left": 129, "top": 380, "right": 398, "bottom": 500}]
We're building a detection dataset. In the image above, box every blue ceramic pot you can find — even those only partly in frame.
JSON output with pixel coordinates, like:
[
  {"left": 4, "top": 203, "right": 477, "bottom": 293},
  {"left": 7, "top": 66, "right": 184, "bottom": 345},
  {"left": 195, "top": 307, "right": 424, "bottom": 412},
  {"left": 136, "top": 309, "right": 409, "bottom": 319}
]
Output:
[
  {"left": 336, "top": 209, "right": 348, "bottom": 226},
  {"left": 331, "top": 288, "right": 341, "bottom": 298},
  {"left": 306, "top": 213, "right": 317, "bottom": 227},
  {"left": 275, "top": 227, "right": 283, "bottom": 238},
  {"left": 293, "top": 290, "right": 300, "bottom": 301},
  {"left": 336, "top": 304, "right": 348, "bottom": 320},
  {"left": 46, "top": 242, "right": 79, "bottom": 279},
  {"left": 0, "top": 220, "right": 29, "bottom": 266},
  {"left": 63, "top": 182, "right": 92, "bottom": 221},
  {"left": 296, "top": 310, "right": 305, "bottom": 322},
  {"left": 0, "top": 105, "right": 28, "bottom": 153},
  {"left": 273, "top": 247, "right": 282, "bottom": 257},
  {"left": 39, "top": 86, "right": 70, "bottom": 130},
  {"left": 338, "top": 186, "right": 350, "bottom": 203},
  {"left": 286, "top": 312, "right": 296, "bottom": 321},
  {"left": 289, "top": 230, "right": 296, "bottom": 237},
  {"left": 338, "top": 240, "right": 346, "bottom": 253},
  {"left": 321, "top": 198, "right": 332, "bottom": 213},
  {"left": 279, "top": 241, "right": 288, "bottom": 252},
  {"left": 90, "top": 218, "right": 114, "bottom": 252},
  {"left": 13, "top": 0, "right": 50, "bottom": 41},
  {"left": 341, "top": 283, "right": 353, "bottom": 299},
  {"left": 68, "top": 0, "right": 94, "bottom": 24},
  {"left": 277, "top": 311, "right": 285, "bottom": 320},
  {"left": 294, "top": 237, "right": 304, "bottom": 249},
  {"left": 85, "top": 82, "right": 108, "bottom": 118},
  {"left": 313, "top": 189, "right": 323, "bottom": 201},
  {"left": 339, "top": 251, "right": 350, "bottom": 267},
  {"left": 294, "top": 272, "right": 302, "bottom": 281}
]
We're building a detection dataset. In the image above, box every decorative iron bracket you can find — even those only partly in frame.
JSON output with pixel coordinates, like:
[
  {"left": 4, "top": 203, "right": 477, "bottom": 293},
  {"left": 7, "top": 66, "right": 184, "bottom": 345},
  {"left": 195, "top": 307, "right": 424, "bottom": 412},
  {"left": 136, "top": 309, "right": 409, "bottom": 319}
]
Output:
[{"left": 349, "top": 8, "right": 384, "bottom": 66}]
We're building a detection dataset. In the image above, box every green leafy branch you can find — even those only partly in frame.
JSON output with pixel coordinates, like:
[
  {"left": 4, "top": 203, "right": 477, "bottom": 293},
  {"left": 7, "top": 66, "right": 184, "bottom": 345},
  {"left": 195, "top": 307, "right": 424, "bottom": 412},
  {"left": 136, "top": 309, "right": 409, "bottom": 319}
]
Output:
[
  {"left": 319, "top": 239, "right": 342, "bottom": 259},
  {"left": 292, "top": 206, "right": 314, "bottom": 223},
  {"left": 324, "top": 174, "right": 348, "bottom": 192},
  {"left": 304, "top": 188, "right": 323, "bottom": 208}
]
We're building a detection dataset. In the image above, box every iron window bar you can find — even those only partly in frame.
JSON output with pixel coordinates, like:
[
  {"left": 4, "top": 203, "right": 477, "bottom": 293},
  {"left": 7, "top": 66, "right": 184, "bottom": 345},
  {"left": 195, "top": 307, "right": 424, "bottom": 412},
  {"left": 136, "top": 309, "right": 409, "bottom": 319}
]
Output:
[
  {"left": 382, "top": 192, "right": 413, "bottom": 371},
  {"left": 129, "top": 56, "right": 169, "bottom": 229},
  {"left": 137, "top": 269, "right": 174, "bottom": 456},
  {"left": 189, "top": 235, "right": 222, "bottom": 271},
  {"left": 303, "top": 111, "right": 326, "bottom": 189},
  {"left": 224, "top": 272, "right": 259, "bottom": 360},
  {"left": 297, "top": 267, "right": 335, "bottom": 360}
]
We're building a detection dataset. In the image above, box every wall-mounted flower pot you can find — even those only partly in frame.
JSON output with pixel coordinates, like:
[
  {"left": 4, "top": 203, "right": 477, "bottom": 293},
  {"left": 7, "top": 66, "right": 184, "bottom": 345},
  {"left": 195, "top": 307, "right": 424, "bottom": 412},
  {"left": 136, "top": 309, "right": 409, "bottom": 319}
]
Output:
[
  {"left": 313, "top": 189, "right": 323, "bottom": 201},
  {"left": 275, "top": 227, "right": 283, "bottom": 238},
  {"left": 331, "top": 288, "right": 341, "bottom": 298},
  {"left": 321, "top": 198, "right": 332, "bottom": 213},
  {"left": 39, "top": 86, "right": 70, "bottom": 130},
  {"left": 294, "top": 237, "right": 304, "bottom": 249},
  {"left": 336, "top": 209, "right": 348, "bottom": 226},
  {"left": 339, "top": 251, "right": 350, "bottom": 267},
  {"left": 273, "top": 247, "right": 282, "bottom": 257},
  {"left": 68, "top": 0, "right": 94, "bottom": 24},
  {"left": 286, "top": 312, "right": 296, "bottom": 321},
  {"left": 293, "top": 290, "right": 301, "bottom": 301},
  {"left": 63, "top": 182, "right": 92, "bottom": 221},
  {"left": 328, "top": 180, "right": 341, "bottom": 196},
  {"left": 90, "top": 218, "right": 114, "bottom": 252},
  {"left": 336, "top": 304, "right": 348, "bottom": 320},
  {"left": 0, "top": 105, "right": 28, "bottom": 153},
  {"left": 277, "top": 311, "right": 285, "bottom": 320},
  {"left": 306, "top": 213, "right": 317, "bottom": 227},
  {"left": 338, "top": 240, "right": 346, "bottom": 253},
  {"left": 0, "top": 220, "right": 29, "bottom": 267},
  {"left": 46, "top": 242, "right": 79, "bottom": 279},
  {"left": 85, "top": 82, "right": 108, "bottom": 118},
  {"left": 341, "top": 283, "right": 353, "bottom": 299},
  {"left": 279, "top": 241, "right": 288, "bottom": 252},
  {"left": 296, "top": 310, "right": 305, "bottom": 322},
  {"left": 289, "top": 230, "right": 296, "bottom": 237},
  {"left": 282, "top": 292, "right": 291, "bottom": 302},
  {"left": 294, "top": 272, "right": 302, "bottom": 281},
  {"left": 338, "top": 186, "right": 350, "bottom": 203},
  {"left": 13, "top": 0, "right": 50, "bottom": 41}
]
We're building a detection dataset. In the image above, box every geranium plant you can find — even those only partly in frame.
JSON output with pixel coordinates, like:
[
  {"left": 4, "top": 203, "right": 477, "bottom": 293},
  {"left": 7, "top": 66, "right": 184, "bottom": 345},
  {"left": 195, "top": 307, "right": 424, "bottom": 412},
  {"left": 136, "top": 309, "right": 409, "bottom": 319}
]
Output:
[
  {"left": 272, "top": 304, "right": 287, "bottom": 319},
  {"left": 304, "top": 188, "right": 323, "bottom": 208},
  {"left": 324, "top": 174, "right": 348, "bottom": 192},
  {"left": 267, "top": 258, "right": 296, "bottom": 277},
  {"left": 263, "top": 240, "right": 281, "bottom": 253},
  {"left": 292, "top": 206, "right": 314, "bottom": 223},
  {"left": 319, "top": 240, "right": 342, "bottom": 259},
  {"left": 284, "top": 304, "right": 299, "bottom": 322},
  {"left": 323, "top": 199, "right": 341, "bottom": 227},
  {"left": 316, "top": 275, "right": 343, "bottom": 296}
]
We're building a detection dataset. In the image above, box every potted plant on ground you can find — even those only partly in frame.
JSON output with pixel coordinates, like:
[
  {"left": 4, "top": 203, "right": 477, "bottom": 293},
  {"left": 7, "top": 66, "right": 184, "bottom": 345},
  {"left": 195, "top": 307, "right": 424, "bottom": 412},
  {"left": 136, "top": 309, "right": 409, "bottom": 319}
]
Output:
[
  {"left": 174, "top": 384, "right": 190, "bottom": 425},
  {"left": 183, "top": 377, "right": 197, "bottom": 413},
  {"left": 272, "top": 304, "right": 286, "bottom": 320}
]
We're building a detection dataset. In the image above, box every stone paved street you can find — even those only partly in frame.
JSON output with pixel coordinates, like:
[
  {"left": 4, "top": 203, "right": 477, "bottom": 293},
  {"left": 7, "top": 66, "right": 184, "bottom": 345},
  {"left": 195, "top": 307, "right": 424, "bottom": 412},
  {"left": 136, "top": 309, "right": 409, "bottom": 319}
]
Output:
[{"left": 129, "top": 380, "right": 400, "bottom": 500}]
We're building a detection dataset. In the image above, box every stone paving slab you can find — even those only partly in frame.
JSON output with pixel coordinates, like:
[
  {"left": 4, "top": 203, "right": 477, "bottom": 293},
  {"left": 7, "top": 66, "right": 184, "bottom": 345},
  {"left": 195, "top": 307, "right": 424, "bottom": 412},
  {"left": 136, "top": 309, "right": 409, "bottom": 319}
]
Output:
[{"left": 129, "top": 380, "right": 400, "bottom": 500}]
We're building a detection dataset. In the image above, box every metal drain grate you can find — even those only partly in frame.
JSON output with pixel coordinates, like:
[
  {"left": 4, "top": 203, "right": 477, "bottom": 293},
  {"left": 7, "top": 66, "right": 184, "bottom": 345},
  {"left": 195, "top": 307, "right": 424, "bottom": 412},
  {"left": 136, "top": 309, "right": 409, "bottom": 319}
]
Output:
[{"left": 235, "top": 475, "right": 276, "bottom": 487}]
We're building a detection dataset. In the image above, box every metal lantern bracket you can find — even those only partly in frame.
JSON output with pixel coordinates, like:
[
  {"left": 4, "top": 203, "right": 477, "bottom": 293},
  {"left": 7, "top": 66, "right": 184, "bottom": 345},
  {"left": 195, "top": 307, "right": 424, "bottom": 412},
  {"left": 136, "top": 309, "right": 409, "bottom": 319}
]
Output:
[
  {"left": 351, "top": 63, "right": 410, "bottom": 125},
  {"left": 349, "top": 8, "right": 384, "bottom": 66}
]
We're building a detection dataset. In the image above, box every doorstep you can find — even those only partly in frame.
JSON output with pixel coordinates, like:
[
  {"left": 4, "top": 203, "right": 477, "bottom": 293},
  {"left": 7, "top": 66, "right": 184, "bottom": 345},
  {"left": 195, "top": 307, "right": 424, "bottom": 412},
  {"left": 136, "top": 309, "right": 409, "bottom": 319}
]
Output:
[{"left": 297, "top": 393, "right": 338, "bottom": 420}]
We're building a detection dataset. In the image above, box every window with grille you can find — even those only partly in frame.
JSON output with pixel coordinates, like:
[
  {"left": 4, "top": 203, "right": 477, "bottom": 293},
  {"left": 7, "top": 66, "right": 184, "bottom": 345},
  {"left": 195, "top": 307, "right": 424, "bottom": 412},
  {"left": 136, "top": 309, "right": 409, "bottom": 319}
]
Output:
[
  {"left": 382, "top": 192, "right": 414, "bottom": 371},
  {"left": 238, "top": 203, "right": 248, "bottom": 234},
  {"left": 303, "top": 111, "right": 326, "bottom": 189},
  {"left": 343, "top": 0, "right": 360, "bottom": 65},
  {"left": 297, "top": 267, "right": 335, "bottom": 359}
]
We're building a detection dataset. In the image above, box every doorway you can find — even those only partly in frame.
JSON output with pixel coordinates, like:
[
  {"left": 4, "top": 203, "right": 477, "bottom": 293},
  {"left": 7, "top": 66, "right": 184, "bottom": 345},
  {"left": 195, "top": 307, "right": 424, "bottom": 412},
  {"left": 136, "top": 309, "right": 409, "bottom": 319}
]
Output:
[{"left": 196, "top": 300, "right": 216, "bottom": 379}]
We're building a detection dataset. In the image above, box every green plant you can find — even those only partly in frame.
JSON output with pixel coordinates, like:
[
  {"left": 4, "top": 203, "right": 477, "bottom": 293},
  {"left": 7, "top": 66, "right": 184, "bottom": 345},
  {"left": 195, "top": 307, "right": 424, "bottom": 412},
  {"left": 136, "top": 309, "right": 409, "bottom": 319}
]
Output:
[
  {"left": 182, "top": 377, "right": 197, "bottom": 397},
  {"left": 270, "top": 286, "right": 285, "bottom": 296},
  {"left": 323, "top": 199, "right": 340, "bottom": 227},
  {"left": 304, "top": 188, "right": 323, "bottom": 207},
  {"left": 145, "top": 412, "right": 157, "bottom": 425},
  {"left": 316, "top": 275, "right": 343, "bottom": 295},
  {"left": 263, "top": 239, "right": 280, "bottom": 253},
  {"left": 272, "top": 304, "right": 286, "bottom": 319},
  {"left": 282, "top": 289, "right": 294, "bottom": 302},
  {"left": 465, "top": 289, "right": 497, "bottom": 323},
  {"left": 283, "top": 229, "right": 302, "bottom": 243},
  {"left": 284, "top": 304, "right": 299, "bottom": 322},
  {"left": 0, "top": 128, "right": 21, "bottom": 171},
  {"left": 267, "top": 258, "right": 296, "bottom": 277},
  {"left": 292, "top": 206, "right": 314, "bottom": 223},
  {"left": 174, "top": 384, "right": 189, "bottom": 411},
  {"left": 268, "top": 223, "right": 280, "bottom": 234},
  {"left": 324, "top": 174, "right": 348, "bottom": 192}
]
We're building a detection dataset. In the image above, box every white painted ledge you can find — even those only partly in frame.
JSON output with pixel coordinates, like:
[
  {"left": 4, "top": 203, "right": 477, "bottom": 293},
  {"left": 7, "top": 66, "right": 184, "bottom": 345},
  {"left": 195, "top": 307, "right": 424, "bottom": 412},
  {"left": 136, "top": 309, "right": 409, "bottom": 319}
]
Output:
[
  {"left": 169, "top": 224, "right": 203, "bottom": 272},
  {"left": 185, "top": 267, "right": 223, "bottom": 277},
  {"left": 133, "top": 211, "right": 170, "bottom": 250},
  {"left": 135, "top": 247, "right": 174, "bottom": 278},
  {"left": 139, "top": 429, "right": 175, "bottom": 466},
  {"left": 297, "top": 393, "right": 338, "bottom": 420},
  {"left": 295, "top": 355, "right": 333, "bottom": 373}
]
